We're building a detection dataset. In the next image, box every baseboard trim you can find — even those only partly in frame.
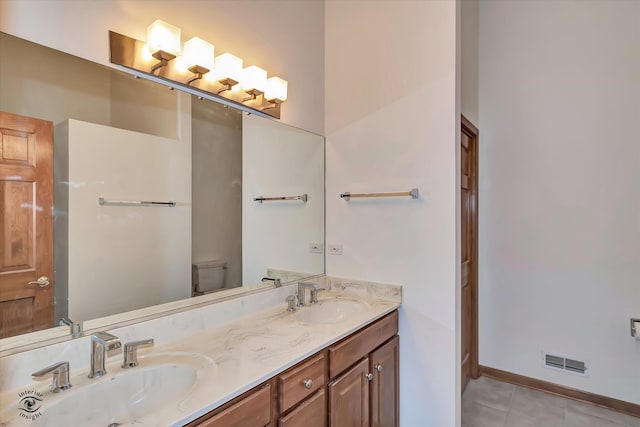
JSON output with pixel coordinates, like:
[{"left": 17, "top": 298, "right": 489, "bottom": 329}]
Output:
[{"left": 479, "top": 365, "right": 640, "bottom": 418}]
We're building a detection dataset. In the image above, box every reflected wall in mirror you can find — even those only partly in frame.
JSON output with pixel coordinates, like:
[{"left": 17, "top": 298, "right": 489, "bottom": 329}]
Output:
[{"left": 0, "top": 32, "right": 324, "bottom": 346}]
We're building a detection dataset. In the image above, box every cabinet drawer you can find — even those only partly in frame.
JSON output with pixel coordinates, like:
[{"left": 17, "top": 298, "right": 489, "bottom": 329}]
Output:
[
  {"left": 279, "top": 389, "right": 326, "bottom": 427},
  {"left": 329, "top": 311, "right": 398, "bottom": 378},
  {"left": 279, "top": 352, "right": 326, "bottom": 412},
  {"left": 194, "top": 384, "right": 271, "bottom": 427}
]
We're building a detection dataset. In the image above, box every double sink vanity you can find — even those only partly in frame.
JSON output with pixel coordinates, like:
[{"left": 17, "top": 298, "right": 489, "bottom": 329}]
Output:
[
  {"left": 0, "top": 277, "right": 401, "bottom": 426},
  {"left": 0, "top": 30, "right": 400, "bottom": 427}
]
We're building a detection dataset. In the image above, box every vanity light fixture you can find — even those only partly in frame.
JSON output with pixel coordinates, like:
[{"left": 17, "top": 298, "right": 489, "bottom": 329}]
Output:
[
  {"left": 263, "top": 76, "right": 288, "bottom": 110},
  {"left": 146, "top": 20, "right": 181, "bottom": 74},
  {"left": 183, "top": 37, "right": 214, "bottom": 85},
  {"left": 109, "top": 23, "right": 288, "bottom": 119},
  {"left": 241, "top": 65, "right": 267, "bottom": 101},
  {"left": 215, "top": 53, "right": 243, "bottom": 94}
]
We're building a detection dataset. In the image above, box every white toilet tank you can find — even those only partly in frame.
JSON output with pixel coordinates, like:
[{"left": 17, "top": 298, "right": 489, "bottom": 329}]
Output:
[{"left": 192, "top": 260, "right": 227, "bottom": 295}]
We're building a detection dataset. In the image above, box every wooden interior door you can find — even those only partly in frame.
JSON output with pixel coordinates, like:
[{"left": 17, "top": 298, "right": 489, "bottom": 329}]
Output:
[
  {"left": 0, "top": 111, "right": 54, "bottom": 338},
  {"left": 370, "top": 336, "right": 399, "bottom": 427},
  {"left": 329, "top": 358, "right": 370, "bottom": 427},
  {"left": 461, "top": 115, "right": 479, "bottom": 391}
]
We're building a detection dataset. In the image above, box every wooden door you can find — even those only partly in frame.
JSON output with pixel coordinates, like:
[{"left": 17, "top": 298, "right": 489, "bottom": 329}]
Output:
[
  {"left": 370, "top": 336, "right": 399, "bottom": 427},
  {"left": 329, "top": 358, "right": 370, "bottom": 427},
  {"left": 461, "top": 115, "right": 479, "bottom": 391},
  {"left": 0, "top": 112, "right": 54, "bottom": 338}
]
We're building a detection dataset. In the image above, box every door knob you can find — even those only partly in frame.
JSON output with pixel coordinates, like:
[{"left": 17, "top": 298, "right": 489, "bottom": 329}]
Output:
[
  {"left": 374, "top": 363, "right": 383, "bottom": 372},
  {"left": 365, "top": 373, "right": 373, "bottom": 381},
  {"left": 27, "top": 276, "right": 50, "bottom": 287},
  {"left": 302, "top": 379, "right": 313, "bottom": 389}
]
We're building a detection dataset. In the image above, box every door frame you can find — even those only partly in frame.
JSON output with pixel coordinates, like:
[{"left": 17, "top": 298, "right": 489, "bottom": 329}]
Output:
[{"left": 461, "top": 114, "right": 479, "bottom": 379}]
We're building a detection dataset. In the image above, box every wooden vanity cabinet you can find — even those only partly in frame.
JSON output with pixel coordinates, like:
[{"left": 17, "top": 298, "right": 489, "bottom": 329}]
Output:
[
  {"left": 328, "top": 311, "right": 399, "bottom": 427},
  {"left": 369, "top": 336, "right": 399, "bottom": 427},
  {"left": 277, "top": 351, "right": 328, "bottom": 427},
  {"left": 328, "top": 358, "right": 371, "bottom": 427},
  {"left": 188, "top": 311, "right": 398, "bottom": 427},
  {"left": 189, "top": 382, "right": 273, "bottom": 427},
  {"left": 279, "top": 389, "right": 326, "bottom": 427},
  {"left": 278, "top": 352, "right": 327, "bottom": 413}
]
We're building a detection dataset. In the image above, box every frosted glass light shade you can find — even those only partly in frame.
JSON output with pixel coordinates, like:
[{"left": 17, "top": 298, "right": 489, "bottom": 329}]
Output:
[
  {"left": 265, "top": 77, "right": 288, "bottom": 102},
  {"left": 242, "top": 66, "right": 267, "bottom": 93},
  {"left": 215, "top": 53, "right": 243, "bottom": 84},
  {"left": 147, "top": 20, "right": 181, "bottom": 55},
  {"left": 184, "top": 37, "right": 214, "bottom": 71}
]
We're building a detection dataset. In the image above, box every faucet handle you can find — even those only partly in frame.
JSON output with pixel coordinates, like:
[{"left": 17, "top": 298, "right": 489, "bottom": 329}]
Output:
[
  {"left": 310, "top": 287, "right": 327, "bottom": 304},
  {"left": 121, "top": 339, "right": 154, "bottom": 368},
  {"left": 286, "top": 295, "right": 297, "bottom": 312},
  {"left": 32, "top": 361, "right": 72, "bottom": 393}
]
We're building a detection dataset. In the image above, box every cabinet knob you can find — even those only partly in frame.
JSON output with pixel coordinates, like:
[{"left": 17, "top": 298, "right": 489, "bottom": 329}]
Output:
[
  {"left": 374, "top": 363, "right": 383, "bottom": 372},
  {"left": 365, "top": 373, "right": 373, "bottom": 381},
  {"left": 302, "top": 379, "right": 313, "bottom": 389}
]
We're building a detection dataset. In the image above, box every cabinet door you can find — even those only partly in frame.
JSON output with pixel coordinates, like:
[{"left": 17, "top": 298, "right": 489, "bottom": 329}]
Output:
[
  {"left": 328, "top": 358, "right": 370, "bottom": 427},
  {"left": 370, "top": 336, "right": 399, "bottom": 427},
  {"left": 279, "top": 389, "right": 326, "bottom": 427},
  {"left": 195, "top": 384, "right": 271, "bottom": 427}
]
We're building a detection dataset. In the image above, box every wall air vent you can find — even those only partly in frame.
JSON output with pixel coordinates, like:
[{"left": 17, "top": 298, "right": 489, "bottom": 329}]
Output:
[{"left": 543, "top": 352, "right": 588, "bottom": 375}]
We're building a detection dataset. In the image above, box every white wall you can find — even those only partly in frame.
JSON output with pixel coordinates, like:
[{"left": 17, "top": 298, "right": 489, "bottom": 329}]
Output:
[
  {"left": 243, "top": 114, "right": 324, "bottom": 285},
  {"left": 0, "top": 0, "right": 325, "bottom": 135},
  {"left": 479, "top": 0, "right": 640, "bottom": 403},
  {"left": 325, "top": 1, "right": 459, "bottom": 425},
  {"left": 54, "top": 119, "right": 191, "bottom": 322},
  {"left": 0, "top": 32, "right": 111, "bottom": 126},
  {"left": 0, "top": 32, "right": 180, "bottom": 139},
  {"left": 461, "top": 0, "right": 478, "bottom": 125}
]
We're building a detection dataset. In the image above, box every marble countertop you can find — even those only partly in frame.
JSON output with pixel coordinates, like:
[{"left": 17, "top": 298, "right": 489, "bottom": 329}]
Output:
[{"left": 0, "top": 277, "right": 400, "bottom": 426}]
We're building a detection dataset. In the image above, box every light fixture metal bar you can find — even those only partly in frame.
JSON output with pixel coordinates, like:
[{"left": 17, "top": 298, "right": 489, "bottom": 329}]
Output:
[
  {"left": 340, "top": 188, "right": 419, "bottom": 201},
  {"left": 108, "top": 31, "right": 281, "bottom": 119}
]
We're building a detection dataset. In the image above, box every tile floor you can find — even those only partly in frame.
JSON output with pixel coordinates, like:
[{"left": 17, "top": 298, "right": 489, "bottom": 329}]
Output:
[{"left": 462, "top": 376, "right": 640, "bottom": 427}]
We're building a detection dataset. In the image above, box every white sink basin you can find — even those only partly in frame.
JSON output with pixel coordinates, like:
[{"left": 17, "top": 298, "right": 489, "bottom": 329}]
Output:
[
  {"left": 295, "top": 298, "right": 370, "bottom": 324},
  {"left": 1, "top": 352, "right": 215, "bottom": 427}
]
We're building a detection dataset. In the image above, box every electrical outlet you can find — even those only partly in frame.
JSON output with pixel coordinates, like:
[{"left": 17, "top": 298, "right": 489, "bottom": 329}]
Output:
[
  {"left": 309, "top": 243, "right": 323, "bottom": 254},
  {"left": 328, "top": 244, "right": 343, "bottom": 255}
]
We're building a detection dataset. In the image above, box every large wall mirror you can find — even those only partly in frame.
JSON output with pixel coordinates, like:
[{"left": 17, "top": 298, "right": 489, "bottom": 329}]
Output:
[{"left": 0, "top": 33, "right": 324, "bottom": 351}]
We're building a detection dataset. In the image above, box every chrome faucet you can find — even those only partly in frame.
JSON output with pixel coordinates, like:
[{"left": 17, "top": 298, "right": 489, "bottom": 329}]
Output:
[
  {"left": 297, "top": 282, "right": 325, "bottom": 306},
  {"left": 89, "top": 332, "right": 121, "bottom": 378},
  {"left": 310, "top": 286, "right": 326, "bottom": 304},
  {"left": 32, "top": 361, "right": 72, "bottom": 393},
  {"left": 261, "top": 277, "right": 282, "bottom": 287},
  {"left": 58, "top": 317, "right": 83, "bottom": 338},
  {"left": 121, "top": 339, "right": 154, "bottom": 368}
]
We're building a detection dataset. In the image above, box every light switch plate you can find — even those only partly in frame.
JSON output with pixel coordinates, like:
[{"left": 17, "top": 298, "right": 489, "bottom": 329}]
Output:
[
  {"left": 309, "top": 243, "right": 323, "bottom": 254},
  {"left": 328, "top": 244, "right": 343, "bottom": 255}
]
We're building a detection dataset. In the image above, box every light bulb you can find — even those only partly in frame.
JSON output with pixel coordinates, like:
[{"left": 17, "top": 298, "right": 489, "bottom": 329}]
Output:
[
  {"left": 147, "top": 20, "right": 181, "bottom": 55},
  {"left": 242, "top": 66, "right": 267, "bottom": 94},
  {"left": 184, "top": 37, "right": 214, "bottom": 72},
  {"left": 215, "top": 53, "right": 243, "bottom": 85},
  {"left": 265, "top": 77, "right": 288, "bottom": 102}
]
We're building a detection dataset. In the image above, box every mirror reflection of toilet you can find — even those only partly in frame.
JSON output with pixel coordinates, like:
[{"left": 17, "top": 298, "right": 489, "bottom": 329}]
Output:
[{"left": 192, "top": 260, "right": 228, "bottom": 296}]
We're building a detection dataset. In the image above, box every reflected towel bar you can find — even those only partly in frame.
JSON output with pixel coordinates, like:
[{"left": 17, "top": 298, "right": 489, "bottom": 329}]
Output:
[
  {"left": 340, "top": 188, "right": 419, "bottom": 201},
  {"left": 98, "top": 197, "right": 176, "bottom": 207},
  {"left": 254, "top": 194, "right": 308, "bottom": 203}
]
